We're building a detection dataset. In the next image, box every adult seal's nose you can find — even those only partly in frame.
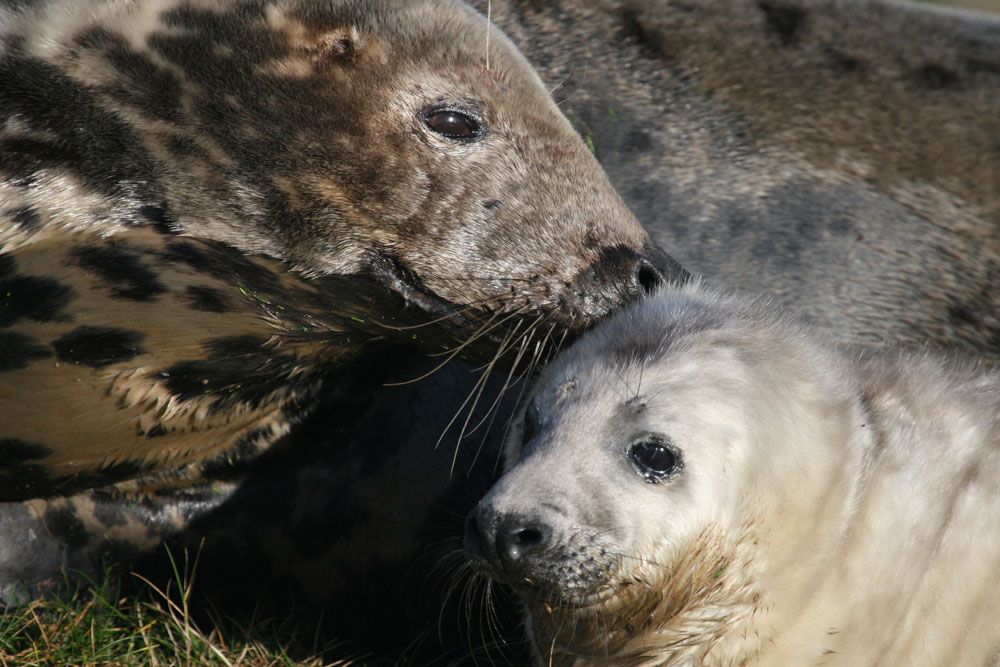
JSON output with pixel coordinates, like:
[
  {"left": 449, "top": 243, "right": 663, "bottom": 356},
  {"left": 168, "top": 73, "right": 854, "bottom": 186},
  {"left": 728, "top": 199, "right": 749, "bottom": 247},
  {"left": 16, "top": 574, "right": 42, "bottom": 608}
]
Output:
[
  {"left": 587, "top": 244, "right": 689, "bottom": 304},
  {"left": 637, "top": 243, "right": 690, "bottom": 292}
]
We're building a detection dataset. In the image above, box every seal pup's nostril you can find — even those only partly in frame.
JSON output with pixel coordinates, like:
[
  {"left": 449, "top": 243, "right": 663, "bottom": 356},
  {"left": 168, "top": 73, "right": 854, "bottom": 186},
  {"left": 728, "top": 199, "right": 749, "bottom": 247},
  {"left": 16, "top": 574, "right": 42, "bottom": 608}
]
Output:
[{"left": 496, "top": 516, "right": 550, "bottom": 562}]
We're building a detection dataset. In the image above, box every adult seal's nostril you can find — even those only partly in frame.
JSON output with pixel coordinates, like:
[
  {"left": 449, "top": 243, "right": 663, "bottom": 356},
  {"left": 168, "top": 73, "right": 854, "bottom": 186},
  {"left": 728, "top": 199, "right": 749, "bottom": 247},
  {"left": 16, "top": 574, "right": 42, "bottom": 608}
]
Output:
[
  {"left": 496, "top": 516, "right": 550, "bottom": 563},
  {"left": 639, "top": 243, "right": 690, "bottom": 292},
  {"left": 574, "top": 245, "right": 690, "bottom": 320}
]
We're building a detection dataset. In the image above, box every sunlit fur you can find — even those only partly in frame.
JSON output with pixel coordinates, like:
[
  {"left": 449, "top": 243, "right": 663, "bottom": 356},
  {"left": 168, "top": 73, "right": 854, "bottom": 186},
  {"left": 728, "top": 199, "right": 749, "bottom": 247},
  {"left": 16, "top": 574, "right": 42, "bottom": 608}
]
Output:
[
  {"left": 482, "top": 281, "right": 1000, "bottom": 665},
  {"left": 0, "top": 0, "right": 668, "bottom": 496}
]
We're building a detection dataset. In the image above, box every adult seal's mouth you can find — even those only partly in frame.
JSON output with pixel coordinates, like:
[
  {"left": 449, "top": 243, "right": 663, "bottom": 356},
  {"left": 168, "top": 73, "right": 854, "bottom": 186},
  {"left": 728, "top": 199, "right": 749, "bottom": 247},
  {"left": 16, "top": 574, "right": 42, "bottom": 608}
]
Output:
[{"left": 366, "top": 249, "right": 463, "bottom": 317}]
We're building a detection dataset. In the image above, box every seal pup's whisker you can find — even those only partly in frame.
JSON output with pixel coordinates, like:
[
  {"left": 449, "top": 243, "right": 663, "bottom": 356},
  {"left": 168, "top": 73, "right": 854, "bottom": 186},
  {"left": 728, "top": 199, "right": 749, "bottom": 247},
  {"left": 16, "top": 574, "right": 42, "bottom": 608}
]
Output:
[{"left": 484, "top": 0, "right": 492, "bottom": 72}]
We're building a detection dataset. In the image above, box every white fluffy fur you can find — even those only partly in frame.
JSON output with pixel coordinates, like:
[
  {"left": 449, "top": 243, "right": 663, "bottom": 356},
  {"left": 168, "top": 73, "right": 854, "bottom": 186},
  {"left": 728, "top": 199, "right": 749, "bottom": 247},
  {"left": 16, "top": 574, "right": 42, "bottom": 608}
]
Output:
[{"left": 488, "top": 281, "right": 1000, "bottom": 665}]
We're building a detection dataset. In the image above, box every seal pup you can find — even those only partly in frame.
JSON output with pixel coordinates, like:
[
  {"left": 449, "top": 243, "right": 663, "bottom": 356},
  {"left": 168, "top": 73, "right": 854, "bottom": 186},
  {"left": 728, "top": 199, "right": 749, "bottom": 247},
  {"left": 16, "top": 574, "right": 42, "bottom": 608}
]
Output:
[
  {"left": 467, "top": 282, "right": 1000, "bottom": 665},
  {"left": 0, "top": 0, "right": 684, "bottom": 500}
]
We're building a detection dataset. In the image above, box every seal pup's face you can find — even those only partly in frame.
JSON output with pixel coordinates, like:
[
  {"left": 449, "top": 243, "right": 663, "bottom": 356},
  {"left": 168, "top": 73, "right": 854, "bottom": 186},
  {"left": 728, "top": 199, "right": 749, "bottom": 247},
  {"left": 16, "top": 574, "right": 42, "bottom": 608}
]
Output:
[{"left": 465, "top": 285, "right": 865, "bottom": 664}]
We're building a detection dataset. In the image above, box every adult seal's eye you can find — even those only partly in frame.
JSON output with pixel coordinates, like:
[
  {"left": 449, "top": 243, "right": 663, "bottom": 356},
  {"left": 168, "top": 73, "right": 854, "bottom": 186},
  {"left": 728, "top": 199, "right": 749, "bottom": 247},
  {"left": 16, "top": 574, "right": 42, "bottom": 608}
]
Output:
[
  {"left": 629, "top": 436, "right": 682, "bottom": 484},
  {"left": 423, "top": 107, "right": 484, "bottom": 141}
]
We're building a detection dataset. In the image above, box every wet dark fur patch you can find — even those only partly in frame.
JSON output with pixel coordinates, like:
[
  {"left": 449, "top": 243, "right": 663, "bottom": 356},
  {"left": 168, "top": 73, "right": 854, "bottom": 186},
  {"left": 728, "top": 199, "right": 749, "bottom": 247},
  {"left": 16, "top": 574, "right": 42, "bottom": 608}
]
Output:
[
  {"left": 161, "top": 335, "right": 309, "bottom": 409},
  {"left": 184, "top": 285, "right": 233, "bottom": 313},
  {"left": 0, "top": 438, "right": 51, "bottom": 466},
  {"left": 0, "top": 257, "right": 74, "bottom": 327},
  {"left": 52, "top": 326, "right": 146, "bottom": 368},
  {"left": 759, "top": 2, "right": 806, "bottom": 47},
  {"left": 0, "top": 331, "right": 53, "bottom": 372},
  {"left": 8, "top": 206, "right": 41, "bottom": 232},
  {"left": 73, "top": 245, "right": 168, "bottom": 302},
  {"left": 138, "top": 205, "right": 179, "bottom": 235}
]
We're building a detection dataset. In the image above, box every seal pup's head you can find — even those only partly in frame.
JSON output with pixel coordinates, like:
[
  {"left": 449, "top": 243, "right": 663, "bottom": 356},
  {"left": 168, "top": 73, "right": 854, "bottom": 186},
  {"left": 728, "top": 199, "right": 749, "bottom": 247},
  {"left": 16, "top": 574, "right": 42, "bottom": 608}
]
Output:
[{"left": 465, "top": 283, "right": 870, "bottom": 664}]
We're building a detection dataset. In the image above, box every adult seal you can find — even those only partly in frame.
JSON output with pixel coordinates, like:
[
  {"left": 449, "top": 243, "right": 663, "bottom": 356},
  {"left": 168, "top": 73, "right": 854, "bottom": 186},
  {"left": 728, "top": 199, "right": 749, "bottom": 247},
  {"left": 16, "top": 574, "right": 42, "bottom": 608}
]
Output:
[
  {"left": 482, "top": 0, "right": 1000, "bottom": 355},
  {"left": 468, "top": 283, "right": 1000, "bottom": 665},
  {"left": 0, "top": 0, "right": 683, "bottom": 500}
]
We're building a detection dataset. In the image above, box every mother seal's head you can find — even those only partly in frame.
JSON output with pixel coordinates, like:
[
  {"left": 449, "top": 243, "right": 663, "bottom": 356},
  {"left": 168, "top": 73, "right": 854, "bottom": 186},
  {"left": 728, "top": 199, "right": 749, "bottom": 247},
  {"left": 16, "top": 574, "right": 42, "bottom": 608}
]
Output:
[
  {"left": 0, "top": 0, "right": 687, "bottom": 497},
  {"left": 467, "top": 283, "right": 1000, "bottom": 665},
  {"left": 2, "top": 0, "right": 684, "bottom": 326}
]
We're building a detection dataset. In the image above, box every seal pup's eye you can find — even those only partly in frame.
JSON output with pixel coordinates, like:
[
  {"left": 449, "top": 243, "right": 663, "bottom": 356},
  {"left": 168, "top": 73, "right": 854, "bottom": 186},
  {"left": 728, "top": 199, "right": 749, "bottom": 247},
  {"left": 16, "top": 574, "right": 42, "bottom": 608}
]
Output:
[
  {"left": 422, "top": 106, "right": 484, "bottom": 141},
  {"left": 629, "top": 435, "right": 682, "bottom": 484}
]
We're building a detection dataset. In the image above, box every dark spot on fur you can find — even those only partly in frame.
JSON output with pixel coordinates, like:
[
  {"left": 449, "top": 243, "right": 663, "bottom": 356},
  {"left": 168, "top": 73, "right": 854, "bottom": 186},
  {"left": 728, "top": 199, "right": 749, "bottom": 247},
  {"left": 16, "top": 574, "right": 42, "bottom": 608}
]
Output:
[
  {"left": 185, "top": 285, "right": 232, "bottom": 313},
  {"left": 161, "top": 241, "right": 283, "bottom": 297},
  {"left": 8, "top": 206, "right": 41, "bottom": 231},
  {"left": 948, "top": 303, "right": 978, "bottom": 327},
  {"left": 824, "top": 46, "right": 865, "bottom": 74},
  {"left": 199, "top": 430, "right": 270, "bottom": 479},
  {"left": 0, "top": 439, "right": 51, "bottom": 466},
  {"left": 0, "top": 254, "right": 14, "bottom": 278},
  {"left": 626, "top": 128, "right": 653, "bottom": 152},
  {"left": 759, "top": 2, "right": 806, "bottom": 47},
  {"left": 619, "top": 8, "right": 651, "bottom": 47},
  {"left": 0, "top": 54, "right": 160, "bottom": 200},
  {"left": 90, "top": 494, "right": 131, "bottom": 528},
  {"left": 483, "top": 199, "right": 502, "bottom": 210},
  {"left": 964, "top": 57, "right": 1000, "bottom": 78},
  {"left": 53, "top": 326, "right": 146, "bottom": 368},
  {"left": 918, "top": 63, "right": 959, "bottom": 89},
  {"left": 144, "top": 425, "right": 167, "bottom": 438},
  {"left": 73, "top": 245, "right": 168, "bottom": 302},
  {"left": 0, "top": 268, "right": 73, "bottom": 326},
  {"left": 0, "top": 463, "right": 53, "bottom": 501},
  {"left": 42, "top": 507, "right": 90, "bottom": 550},
  {"left": 75, "top": 28, "right": 184, "bottom": 123},
  {"left": 162, "top": 335, "right": 316, "bottom": 410},
  {"left": 139, "top": 205, "right": 179, "bottom": 235},
  {"left": 0, "top": 331, "right": 53, "bottom": 372}
]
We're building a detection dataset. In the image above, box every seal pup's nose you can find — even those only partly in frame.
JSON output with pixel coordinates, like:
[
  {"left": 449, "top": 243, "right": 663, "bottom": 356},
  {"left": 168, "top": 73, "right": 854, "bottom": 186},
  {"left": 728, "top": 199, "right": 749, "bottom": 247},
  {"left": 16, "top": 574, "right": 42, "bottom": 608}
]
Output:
[
  {"left": 495, "top": 515, "right": 550, "bottom": 563},
  {"left": 465, "top": 506, "right": 551, "bottom": 568}
]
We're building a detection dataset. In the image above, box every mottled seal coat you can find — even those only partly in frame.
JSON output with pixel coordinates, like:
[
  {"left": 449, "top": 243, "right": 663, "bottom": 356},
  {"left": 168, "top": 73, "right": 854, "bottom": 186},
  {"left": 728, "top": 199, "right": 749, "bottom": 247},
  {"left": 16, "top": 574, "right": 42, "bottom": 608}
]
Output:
[
  {"left": 468, "top": 283, "right": 1000, "bottom": 665},
  {"left": 0, "top": 0, "right": 681, "bottom": 499},
  {"left": 2, "top": 0, "right": 1000, "bottom": 662},
  {"left": 481, "top": 0, "right": 1000, "bottom": 353}
]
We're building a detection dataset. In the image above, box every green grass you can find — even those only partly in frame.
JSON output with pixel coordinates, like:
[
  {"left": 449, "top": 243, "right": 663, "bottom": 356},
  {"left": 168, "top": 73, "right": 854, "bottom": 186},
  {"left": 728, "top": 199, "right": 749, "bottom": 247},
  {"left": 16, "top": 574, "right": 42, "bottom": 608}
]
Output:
[{"left": 0, "top": 553, "right": 348, "bottom": 667}]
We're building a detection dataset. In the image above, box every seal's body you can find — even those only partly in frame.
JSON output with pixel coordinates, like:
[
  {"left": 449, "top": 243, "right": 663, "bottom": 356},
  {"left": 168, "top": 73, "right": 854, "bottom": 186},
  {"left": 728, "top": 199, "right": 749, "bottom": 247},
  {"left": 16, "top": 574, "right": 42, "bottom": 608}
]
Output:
[
  {"left": 484, "top": 0, "right": 1000, "bottom": 353},
  {"left": 0, "top": 0, "right": 679, "bottom": 499},
  {"left": 468, "top": 283, "right": 1000, "bottom": 665},
  {"left": 3, "top": 0, "right": 1000, "bottom": 662}
]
